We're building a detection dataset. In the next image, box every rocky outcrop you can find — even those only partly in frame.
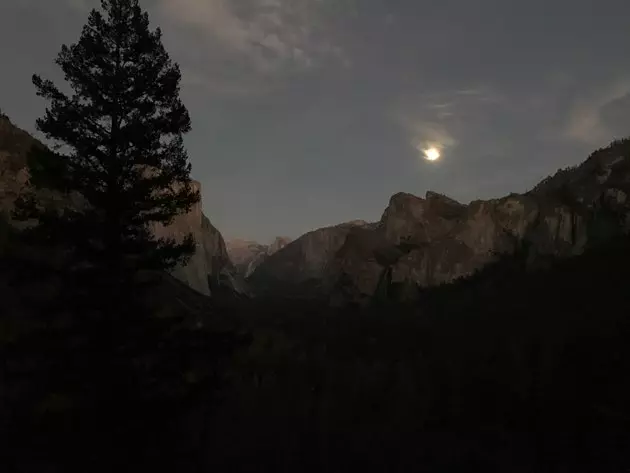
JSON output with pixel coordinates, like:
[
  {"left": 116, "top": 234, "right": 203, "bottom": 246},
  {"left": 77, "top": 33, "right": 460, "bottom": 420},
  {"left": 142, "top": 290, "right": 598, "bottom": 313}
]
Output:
[
  {"left": 150, "top": 180, "right": 235, "bottom": 295},
  {"left": 0, "top": 115, "right": 44, "bottom": 215},
  {"left": 0, "top": 113, "right": 236, "bottom": 296},
  {"left": 226, "top": 239, "right": 265, "bottom": 273},
  {"left": 329, "top": 139, "right": 630, "bottom": 304},
  {"left": 251, "top": 138, "right": 630, "bottom": 304},
  {"left": 226, "top": 236, "right": 292, "bottom": 278},
  {"left": 268, "top": 236, "right": 292, "bottom": 254},
  {"left": 247, "top": 220, "right": 374, "bottom": 297}
]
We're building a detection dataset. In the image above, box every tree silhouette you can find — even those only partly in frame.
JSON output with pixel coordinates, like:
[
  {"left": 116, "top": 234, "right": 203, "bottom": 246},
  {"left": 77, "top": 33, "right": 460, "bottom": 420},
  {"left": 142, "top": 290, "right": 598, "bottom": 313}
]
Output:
[
  {"left": 13, "top": 0, "right": 199, "bottom": 315},
  {"left": 2, "top": 2, "right": 239, "bottom": 471}
]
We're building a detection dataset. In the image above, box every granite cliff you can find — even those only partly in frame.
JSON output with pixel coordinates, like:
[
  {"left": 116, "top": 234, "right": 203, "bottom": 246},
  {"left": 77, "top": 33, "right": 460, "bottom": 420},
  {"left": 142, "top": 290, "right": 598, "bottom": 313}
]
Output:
[
  {"left": 251, "top": 139, "right": 630, "bottom": 304},
  {"left": 247, "top": 220, "right": 375, "bottom": 297},
  {"left": 6, "top": 109, "right": 629, "bottom": 304},
  {"left": 226, "top": 236, "right": 292, "bottom": 278},
  {"left": 150, "top": 179, "right": 236, "bottom": 295},
  {"left": 0, "top": 113, "right": 236, "bottom": 296}
]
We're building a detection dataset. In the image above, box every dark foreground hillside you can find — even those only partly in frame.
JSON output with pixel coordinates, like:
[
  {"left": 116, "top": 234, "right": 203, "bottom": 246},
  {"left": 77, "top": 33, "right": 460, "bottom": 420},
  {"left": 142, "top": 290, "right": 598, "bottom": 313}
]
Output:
[
  {"left": 2, "top": 232, "right": 630, "bottom": 472},
  {"left": 203, "top": 236, "right": 630, "bottom": 473}
]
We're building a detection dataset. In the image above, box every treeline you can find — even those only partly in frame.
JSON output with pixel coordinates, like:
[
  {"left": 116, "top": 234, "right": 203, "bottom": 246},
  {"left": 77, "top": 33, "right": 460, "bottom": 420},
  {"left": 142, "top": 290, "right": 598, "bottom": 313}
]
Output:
[{"left": 199, "top": 235, "right": 630, "bottom": 472}]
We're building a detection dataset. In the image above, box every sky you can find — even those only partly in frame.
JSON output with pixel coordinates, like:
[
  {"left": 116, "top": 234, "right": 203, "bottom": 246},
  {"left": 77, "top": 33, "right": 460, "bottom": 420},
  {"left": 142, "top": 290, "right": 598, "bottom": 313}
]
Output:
[{"left": 2, "top": 0, "right": 630, "bottom": 242}]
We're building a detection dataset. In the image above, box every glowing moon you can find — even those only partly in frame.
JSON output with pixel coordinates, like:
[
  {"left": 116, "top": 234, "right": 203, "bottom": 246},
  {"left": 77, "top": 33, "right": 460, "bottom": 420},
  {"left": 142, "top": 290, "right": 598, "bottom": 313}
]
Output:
[{"left": 423, "top": 147, "right": 441, "bottom": 161}]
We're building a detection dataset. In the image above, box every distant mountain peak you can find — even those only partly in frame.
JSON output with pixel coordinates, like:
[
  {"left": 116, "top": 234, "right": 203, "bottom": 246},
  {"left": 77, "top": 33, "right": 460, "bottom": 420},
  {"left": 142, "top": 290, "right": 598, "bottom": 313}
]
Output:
[{"left": 226, "top": 235, "right": 293, "bottom": 278}]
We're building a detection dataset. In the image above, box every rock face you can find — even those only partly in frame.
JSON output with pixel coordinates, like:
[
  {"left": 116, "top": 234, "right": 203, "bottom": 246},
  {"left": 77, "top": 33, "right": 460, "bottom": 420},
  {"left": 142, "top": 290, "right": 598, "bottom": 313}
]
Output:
[
  {"left": 150, "top": 180, "right": 235, "bottom": 295},
  {"left": 247, "top": 220, "right": 375, "bottom": 297},
  {"left": 0, "top": 113, "right": 235, "bottom": 296},
  {"left": 252, "top": 139, "right": 630, "bottom": 304},
  {"left": 226, "top": 236, "right": 292, "bottom": 278},
  {"left": 331, "top": 140, "right": 630, "bottom": 304},
  {"left": 0, "top": 114, "right": 43, "bottom": 215}
]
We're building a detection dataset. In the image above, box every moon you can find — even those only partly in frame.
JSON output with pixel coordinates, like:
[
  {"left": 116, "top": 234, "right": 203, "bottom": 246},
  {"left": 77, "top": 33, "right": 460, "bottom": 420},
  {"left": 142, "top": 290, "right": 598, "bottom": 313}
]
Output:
[{"left": 423, "top": 147, "right": 441, "bottom": 161}]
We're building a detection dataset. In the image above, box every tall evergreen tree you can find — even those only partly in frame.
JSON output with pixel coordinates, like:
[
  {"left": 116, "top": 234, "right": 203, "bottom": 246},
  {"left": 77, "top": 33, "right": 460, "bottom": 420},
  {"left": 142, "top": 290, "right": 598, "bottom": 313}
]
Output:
[
  {"left": 14, "top": 0, "right": 199, "bottom": 314},
  {"left": 2, "top": 3, "right": 242, "bottom": 471}
]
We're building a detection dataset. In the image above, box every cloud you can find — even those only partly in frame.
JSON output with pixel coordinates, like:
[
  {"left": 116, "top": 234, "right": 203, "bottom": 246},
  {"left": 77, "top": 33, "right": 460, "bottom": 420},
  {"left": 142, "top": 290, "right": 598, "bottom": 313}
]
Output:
[
  {"left": 392, "top": 86, "right": 503, "bottom": 156},
  {"left": 563, "top": 79, "right": 630, "bottom": 145},
  {"left": 405, "top": 120, "right": 458, "bottom": 154},
  {"left": 59, "top": 0, "right": 346, "bottom": 96},
  {"left": 157, "top": 0, "right": 344, "bottom": 73},
  {"left": 600, "top": 93, "right": 630, "bottom": 139}
]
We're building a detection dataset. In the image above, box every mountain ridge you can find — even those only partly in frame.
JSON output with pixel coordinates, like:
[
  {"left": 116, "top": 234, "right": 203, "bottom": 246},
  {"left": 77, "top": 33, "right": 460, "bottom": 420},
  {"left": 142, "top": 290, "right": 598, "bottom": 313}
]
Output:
[
  {"left": 5, "top": 110, "right": 630, "bottom": 305},
  {"left": 226, "top": 236, "right": 292, "bottom": 278},
  {"left": 249, "top": 139, "right": 630, "bottom": 304}
]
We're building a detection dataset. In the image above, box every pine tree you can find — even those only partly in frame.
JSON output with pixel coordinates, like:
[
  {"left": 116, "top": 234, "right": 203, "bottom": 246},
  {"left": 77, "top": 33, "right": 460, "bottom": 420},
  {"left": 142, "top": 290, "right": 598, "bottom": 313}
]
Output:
[
  {"left": 3, "top": 3, "right": 240, "bottom": 470},
  {"left": 14, "top": 0, "right": 199, "bottom": 315}
]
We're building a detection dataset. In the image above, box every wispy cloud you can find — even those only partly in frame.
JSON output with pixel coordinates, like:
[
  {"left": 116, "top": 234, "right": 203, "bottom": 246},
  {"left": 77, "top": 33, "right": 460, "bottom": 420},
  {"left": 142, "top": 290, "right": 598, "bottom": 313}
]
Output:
[
  {"left": 60, "top": 0, "right": 347, "bottom": 96},
  {"left": 403, "top": 119, "right": 458, "bottom": 155},
  {"left": 157, "top": 0, "right": 345, "bottom": 73},
  {"left": 392, "top": 86, "right": 503, "bottom": 157},
  {"left": 563, "top": 79, "right": 630, "bottom": 145}
]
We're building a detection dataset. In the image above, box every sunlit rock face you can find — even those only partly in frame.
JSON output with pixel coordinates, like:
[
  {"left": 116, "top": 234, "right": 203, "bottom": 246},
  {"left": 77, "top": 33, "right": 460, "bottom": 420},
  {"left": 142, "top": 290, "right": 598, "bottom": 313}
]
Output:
[{"left": 0, "top": 114, "right": 235, "bottom": 296}]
